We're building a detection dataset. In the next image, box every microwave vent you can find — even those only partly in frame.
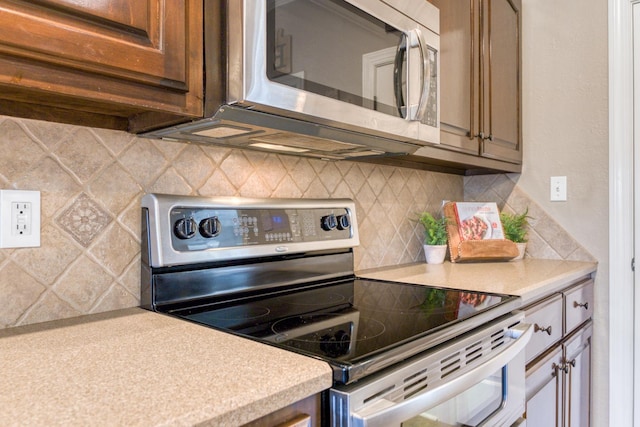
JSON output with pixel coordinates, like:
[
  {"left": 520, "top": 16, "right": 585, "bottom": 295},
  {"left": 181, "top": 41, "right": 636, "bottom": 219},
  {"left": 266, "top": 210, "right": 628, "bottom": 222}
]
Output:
[
  {"left": 250, "top": 133, "right": 362, "bottom": 152},
  {"left": 144, "top": 106, "right": 421, "bottom": 160},
  {"left": 192, "top": 125, "right": 255, "bottom": 139}
]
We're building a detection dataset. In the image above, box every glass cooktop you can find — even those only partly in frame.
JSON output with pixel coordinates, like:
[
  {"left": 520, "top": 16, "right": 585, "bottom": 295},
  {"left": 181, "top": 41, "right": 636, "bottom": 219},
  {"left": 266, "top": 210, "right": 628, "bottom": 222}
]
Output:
[{"left": 170, "top": 278, "right": 519, "bottom": 383}]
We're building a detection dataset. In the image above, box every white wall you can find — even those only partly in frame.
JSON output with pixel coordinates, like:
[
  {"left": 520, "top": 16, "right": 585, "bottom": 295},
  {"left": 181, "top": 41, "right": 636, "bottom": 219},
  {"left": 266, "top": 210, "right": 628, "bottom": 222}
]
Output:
[{"left": 520, "top": 0, "right": 609, "bottom": 425}]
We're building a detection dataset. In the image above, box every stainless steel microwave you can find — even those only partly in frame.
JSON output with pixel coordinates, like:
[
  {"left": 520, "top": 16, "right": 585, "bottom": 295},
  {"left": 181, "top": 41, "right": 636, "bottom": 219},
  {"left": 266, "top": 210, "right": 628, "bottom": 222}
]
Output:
[{"left": 144, "top": 0, "right": 440, "bottom": 160}]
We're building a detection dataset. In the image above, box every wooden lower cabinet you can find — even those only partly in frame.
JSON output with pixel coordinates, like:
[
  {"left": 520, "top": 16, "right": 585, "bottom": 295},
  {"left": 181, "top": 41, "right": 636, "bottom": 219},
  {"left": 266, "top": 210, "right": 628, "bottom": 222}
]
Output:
[
  {"left": 523, "top": 278, "right": 594, "bottom": 427},
  {"left": 241, "top": 393, "right": 321, "bottom": 427},
  {"left": 563, "top": 323, "right": 592, "bottom": 427},
  {"left": 525, "top": 346, "right": 563, "bottom": 427},
  {"left": 525, "top": 322, "right": 592, "bottom": 427}
]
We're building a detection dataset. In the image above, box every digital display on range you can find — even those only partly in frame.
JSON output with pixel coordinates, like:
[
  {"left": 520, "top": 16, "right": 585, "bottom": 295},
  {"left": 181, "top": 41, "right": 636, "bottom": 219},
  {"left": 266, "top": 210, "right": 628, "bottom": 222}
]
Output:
[{"left": 260, "top": 210, "right": 289, "bottom": 232}]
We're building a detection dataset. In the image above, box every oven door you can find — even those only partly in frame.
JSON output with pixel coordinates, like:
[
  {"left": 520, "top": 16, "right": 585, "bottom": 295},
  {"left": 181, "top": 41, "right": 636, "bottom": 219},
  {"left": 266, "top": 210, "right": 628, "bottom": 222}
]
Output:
[
  {"left": 399, "top": 358, "right": 525, "bottom": 427},
  {"left": 231, "top": 0, "right": 440, "bottom": 146},
  {"left": 330, "top": 320, "right": 532, "bottom": 427}
]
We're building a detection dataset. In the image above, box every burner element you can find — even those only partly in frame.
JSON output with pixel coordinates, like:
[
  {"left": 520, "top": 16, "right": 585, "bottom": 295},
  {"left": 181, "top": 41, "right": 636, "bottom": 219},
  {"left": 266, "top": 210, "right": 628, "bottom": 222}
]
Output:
[
  {"left": 282, "top": 292, "right": 346, "bottom": 307},
  {"left": 320, "top": 330, "right": 351, "bottom": 358},
  {"left": 185, "top": 305, "right": 271, "bottom": 330}
]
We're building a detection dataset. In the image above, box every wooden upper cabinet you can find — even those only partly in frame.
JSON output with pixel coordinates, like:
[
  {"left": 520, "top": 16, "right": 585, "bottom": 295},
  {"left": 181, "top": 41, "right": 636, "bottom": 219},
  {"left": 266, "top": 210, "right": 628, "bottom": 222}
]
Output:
[
  {"left": 428, "top": 0, "right": 522, "bottom": 165},
  {"left": 428, "top": 0, "right": 480, "bottom": 155},
  {"left": 0, "top": 0, "right": 203, "bottom": 131},
  {"left": 481, "top": 0, "right": 522, "bottom": 163}
]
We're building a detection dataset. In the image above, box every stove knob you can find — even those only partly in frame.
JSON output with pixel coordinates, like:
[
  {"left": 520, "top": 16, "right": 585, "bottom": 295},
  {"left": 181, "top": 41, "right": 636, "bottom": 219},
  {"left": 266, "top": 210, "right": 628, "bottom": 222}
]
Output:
[
  {"left": 199, "top": 216, "right": 221, "bottom": 238},
  {"left": 321, "top": 214, "right": 337, "bottom": 231},
  {"left": 174, "top": 217, "right": 197, "bottom": 239},
  {"left": 336, "top": 214, "right": 351, "bottom": 230}
]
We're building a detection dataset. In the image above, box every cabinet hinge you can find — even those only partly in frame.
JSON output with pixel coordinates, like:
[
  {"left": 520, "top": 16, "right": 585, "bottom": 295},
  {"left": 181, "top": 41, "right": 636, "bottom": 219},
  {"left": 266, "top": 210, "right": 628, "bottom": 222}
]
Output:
[{"left": 632, "top": 257, "right": 635, "bottom": 272}]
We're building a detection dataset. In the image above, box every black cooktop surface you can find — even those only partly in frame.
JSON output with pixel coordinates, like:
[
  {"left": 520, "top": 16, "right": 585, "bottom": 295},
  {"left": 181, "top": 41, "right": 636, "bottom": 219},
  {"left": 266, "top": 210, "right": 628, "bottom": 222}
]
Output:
[{"left": 170, "top": 278, "right": 519, "bottom": 383}]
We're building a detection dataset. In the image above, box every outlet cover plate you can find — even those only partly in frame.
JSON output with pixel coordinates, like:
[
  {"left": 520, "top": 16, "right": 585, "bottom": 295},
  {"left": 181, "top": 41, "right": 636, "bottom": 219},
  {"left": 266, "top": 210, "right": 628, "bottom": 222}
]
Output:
[{"left": 0, "top": 190, "right": 41, "bottom": 248}]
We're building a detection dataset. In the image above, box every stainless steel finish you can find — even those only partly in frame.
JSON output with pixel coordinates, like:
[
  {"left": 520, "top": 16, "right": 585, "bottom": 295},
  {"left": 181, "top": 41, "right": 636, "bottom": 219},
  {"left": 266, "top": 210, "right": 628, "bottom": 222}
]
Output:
[
  {"left": 413, "top": 30, "right": 428, "bottom": 121},
  {"left": 330, "top": 313, "right": 531, "bottom": 427},
  {"left": 142, "top": 0, "right": 440, "bottom": 159},
  {"left": 142, "top": 194, "right": 359, "bottom": 268},
  {"left": 341, "top": 294, "right": 522, "bottom": 384},
  {"left": 145, "top": 106, "right": 423, "bottom": 160}
]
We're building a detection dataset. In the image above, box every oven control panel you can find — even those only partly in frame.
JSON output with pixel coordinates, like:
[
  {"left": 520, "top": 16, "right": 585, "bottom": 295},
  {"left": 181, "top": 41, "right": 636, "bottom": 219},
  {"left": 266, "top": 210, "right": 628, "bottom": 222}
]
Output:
[
  {"left": 169, "top": 206, "right": 353, "bottom": 252},
  {"left": 142, "top": 194, "right": 359, "bottom": 266}
]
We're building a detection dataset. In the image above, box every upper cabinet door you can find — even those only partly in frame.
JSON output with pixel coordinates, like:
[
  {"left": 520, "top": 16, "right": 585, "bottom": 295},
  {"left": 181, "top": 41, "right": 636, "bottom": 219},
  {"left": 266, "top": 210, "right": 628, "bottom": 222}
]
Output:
[
  {"left": 0, "top": 0, "right": 203, "bottom": 127},
  {"left": 428, "top": 0, "right": 481, "bottom": 155},
  {"left": 480, "top": 0, "right": 522, "bottom": 163}
]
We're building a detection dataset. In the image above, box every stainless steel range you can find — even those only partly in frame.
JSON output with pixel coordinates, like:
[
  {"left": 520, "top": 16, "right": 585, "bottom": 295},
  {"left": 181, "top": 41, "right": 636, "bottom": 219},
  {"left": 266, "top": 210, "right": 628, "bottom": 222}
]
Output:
[{"left": 141, "top": 194, "right": 531, "bottom": 426}]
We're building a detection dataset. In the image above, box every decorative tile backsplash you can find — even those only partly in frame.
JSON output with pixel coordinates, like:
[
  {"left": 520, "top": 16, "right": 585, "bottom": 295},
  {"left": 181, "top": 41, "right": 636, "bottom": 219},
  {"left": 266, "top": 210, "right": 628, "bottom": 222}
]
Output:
[
  {"left": 0, "top": 116, "right": 593, "bottom": 329},
  {"left": 464, "top": 174, "right": 595, "bottom": 262},
  {"left": 0, "top": 116, "right": 462, "bottom": 328}
]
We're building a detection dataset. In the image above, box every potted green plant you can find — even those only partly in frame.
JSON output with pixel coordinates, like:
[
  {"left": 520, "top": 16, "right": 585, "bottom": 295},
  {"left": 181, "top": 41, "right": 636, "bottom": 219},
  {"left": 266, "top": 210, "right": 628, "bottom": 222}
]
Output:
[
  {"left": 500, "top": 207, "right": 531, "bottom": 260},
  {"left": 418, "top": 212, "right": 448, "bottom": 264}
]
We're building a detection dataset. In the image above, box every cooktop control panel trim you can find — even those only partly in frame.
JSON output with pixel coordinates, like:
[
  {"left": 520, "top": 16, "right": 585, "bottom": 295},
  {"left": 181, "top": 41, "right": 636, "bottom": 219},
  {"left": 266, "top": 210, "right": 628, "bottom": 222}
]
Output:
[{"left": 142, "top": 193, "right": 359, "bottom": 267}]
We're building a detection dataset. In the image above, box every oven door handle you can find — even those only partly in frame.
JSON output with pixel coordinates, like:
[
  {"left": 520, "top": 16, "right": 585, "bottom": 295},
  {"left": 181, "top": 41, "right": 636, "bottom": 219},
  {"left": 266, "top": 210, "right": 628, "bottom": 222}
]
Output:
[{"left": 351, "top": 323, "right": 533, "bottom": 427}]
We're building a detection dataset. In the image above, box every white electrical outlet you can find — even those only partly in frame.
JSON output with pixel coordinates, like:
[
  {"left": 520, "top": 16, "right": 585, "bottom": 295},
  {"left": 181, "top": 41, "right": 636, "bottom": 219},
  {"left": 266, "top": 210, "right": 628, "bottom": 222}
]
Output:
[
  {"left": 0, "top": 190, "right": 40, "bottom": 248},
  {"left": 550, "top": 176, "right": 567, "bottom": 202}
]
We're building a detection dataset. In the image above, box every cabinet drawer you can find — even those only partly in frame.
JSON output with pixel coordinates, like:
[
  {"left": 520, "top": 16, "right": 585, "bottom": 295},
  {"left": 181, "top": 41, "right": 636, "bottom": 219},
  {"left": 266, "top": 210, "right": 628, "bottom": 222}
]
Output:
[
  {"left": 524, "top": 294, "right": 563, "bottom": 364},
  {"left": 564, "top": 280, "right": 594, "bottom": 334}
]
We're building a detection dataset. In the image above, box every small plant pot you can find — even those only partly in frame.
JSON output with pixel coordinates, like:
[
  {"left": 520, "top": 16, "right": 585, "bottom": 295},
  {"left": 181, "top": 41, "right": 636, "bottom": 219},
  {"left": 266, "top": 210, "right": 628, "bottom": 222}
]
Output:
[
  {"left": 511, "top": 242, "right": 527, "bottom": 261},
  {"left": 424, "top": 244, "right": 447, "bottom": 264}
]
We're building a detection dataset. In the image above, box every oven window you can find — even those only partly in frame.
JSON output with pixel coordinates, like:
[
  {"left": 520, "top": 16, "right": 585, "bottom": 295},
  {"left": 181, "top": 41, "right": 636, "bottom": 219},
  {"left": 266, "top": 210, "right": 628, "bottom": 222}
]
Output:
[
  {"left": 402, "top": 367, "right": 506, "bottom": 427},
  {"left": 267, "top": 0, "right": 405, "bottom": 118}
]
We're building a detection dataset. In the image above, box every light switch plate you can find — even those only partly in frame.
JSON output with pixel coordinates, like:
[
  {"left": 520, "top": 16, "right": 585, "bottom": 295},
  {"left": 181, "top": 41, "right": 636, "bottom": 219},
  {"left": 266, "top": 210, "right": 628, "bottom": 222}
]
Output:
[
  {"left": 550, "top": 176, "right": 567, "bottom": 202},
  {"left": 0, "top": 190, "right": 41, "bottom": 248}
]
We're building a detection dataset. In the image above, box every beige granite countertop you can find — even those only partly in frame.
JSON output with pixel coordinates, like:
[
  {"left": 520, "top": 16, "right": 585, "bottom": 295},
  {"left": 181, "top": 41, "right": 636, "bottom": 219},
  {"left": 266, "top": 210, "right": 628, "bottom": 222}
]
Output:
[
  {"left": 357, "top": 259, "right": 597, "bottom": 305},
  {"left": 0, "top": 308, "right": 332, "bottom": 426}
]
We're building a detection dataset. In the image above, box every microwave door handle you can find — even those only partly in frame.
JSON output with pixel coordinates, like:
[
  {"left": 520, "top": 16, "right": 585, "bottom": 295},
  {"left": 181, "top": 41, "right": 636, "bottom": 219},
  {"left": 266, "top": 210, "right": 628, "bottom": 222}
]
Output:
[
  {"left": 350, "top": 323, "right": 533, "bottom": 427},
  {"left": 405, "top": 30, "right": 424, "bottom": 121},
  {"left": 393, "top": 33, "right": 407, "bottom": 118},
  {"left": 414, "top": 30, "right": 431, "bottom": 122}
]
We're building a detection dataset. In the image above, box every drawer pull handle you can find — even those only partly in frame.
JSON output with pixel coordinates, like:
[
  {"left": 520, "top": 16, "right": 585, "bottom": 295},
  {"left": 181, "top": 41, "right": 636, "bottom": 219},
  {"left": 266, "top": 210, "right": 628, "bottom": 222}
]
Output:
[
  {"left": 534, "top": 323, "right": 552, "bottom": 335},
  {"left": 574, "top": 301, "right": 589, "bottom": 310}
]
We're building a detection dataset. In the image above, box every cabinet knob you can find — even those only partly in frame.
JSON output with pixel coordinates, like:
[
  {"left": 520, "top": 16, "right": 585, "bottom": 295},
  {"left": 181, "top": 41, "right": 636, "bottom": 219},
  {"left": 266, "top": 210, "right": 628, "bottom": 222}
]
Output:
[
  {"left": 534, "top": 323, "right": 552, "bottom": 336},
  {"left": 552, "top": 362, "right": 569, "bottom": 375},
  {"left": 574, "top": 301, "right": 589, "bottom": 310},
  {"left": 474, "top": 133, "right": 494, "bottom": 141}
]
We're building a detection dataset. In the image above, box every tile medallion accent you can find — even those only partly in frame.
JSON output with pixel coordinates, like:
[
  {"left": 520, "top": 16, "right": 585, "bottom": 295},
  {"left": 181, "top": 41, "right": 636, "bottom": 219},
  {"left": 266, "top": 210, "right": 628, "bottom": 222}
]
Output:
[{"left": 56, "top": 193, "right": 112, "bottom": 247}]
